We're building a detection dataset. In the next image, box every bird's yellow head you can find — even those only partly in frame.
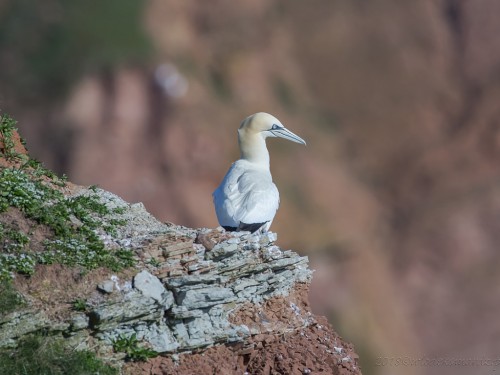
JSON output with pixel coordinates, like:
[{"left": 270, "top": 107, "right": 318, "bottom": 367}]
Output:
[{"left": 238, "top": 112, "right": 306, "bottom": 145}]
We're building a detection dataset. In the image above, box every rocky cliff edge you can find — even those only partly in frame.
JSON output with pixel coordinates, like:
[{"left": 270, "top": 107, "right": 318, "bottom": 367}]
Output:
[{"left": 0, "top": 115, "right": 360, "bottom": 374}]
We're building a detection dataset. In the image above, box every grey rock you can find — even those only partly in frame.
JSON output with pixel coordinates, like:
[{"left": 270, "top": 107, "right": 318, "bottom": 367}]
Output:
[
  {"left": 141, "top": 322, "right": 179, "bottom": 352},
  {"left": 259, "top": 231, "right": 278, "bottom": 244},
  {"left": 185, "top": 315, "right": 216, "bottom": 338},
  {"left": 183, "top": 336, "right": 214, "bottom": 349},
  {"left": 50, "top": 321, "right": 71, "bottom": 332},
  {"left": 3, "top": 186, "right": 315, "bottom": 359},
  {"left": 232, "top": 278, "right": 260, "bottom": 292},
  {"left": 204, "top": 242, "right": 238, "bottom": 261},
  {"left": 65, "top": 331, "right": 89, "bottom": 348},
  {"left": 269, "top": 256, "right": 304, "bottom": 270},
  {"left": 217, "top": 262, "right": 250, "bottom": 276},
  {"left": 88, "top": 291, "right": 161, "bottom": 330},
  {"left": 169, "top": 306, "right": 204, "bottom": 319},
  {"left": 171, "top": 320, "right": 190, "bottom": 344},
  {"left": 0, "top": 311, "right": 49, "bottom": 348},
  {"left": 134, "top": 270, "right": 172, "bottom": 308},
  {"left": 177, "top": 287, "right": 236, "bottom": 309},
  {"left": 97, "top": 280, "right": 115, "bottom": 294},
  {"left": 187, "top": 260, "right": 213, "bottom": 272},
  {"left": 262, "top": 245, "right": 283, "bottom": 260},
  {"left": 243, "top": 242, "right": 261, "bottom": 251},
  {"left": 69, "top": 313, "right": 89, "bottom": 331},
  {"left": 166, "top": 274, "right": 229, "bottom": 288},
  {"left": 248, "top": 234, "right": 260, "bottom": 243},
  {"left": 163, "top": 291, "right": 175, "bottom": 310}
]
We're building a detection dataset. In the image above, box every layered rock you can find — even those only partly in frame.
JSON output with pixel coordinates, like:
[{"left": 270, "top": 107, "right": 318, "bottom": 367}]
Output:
[{"left": 0, "top": 185, "right": 360, "bottom": 374}]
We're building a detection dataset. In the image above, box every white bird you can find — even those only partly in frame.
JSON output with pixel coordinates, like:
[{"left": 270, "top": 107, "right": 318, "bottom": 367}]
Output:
[{"left": 213, "top": 112, "right": 306, "bottom": 233}]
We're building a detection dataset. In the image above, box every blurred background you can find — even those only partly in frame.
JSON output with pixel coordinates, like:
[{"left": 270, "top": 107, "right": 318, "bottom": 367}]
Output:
[{"left": 2, "top": 1, "right": 500, "bottom": 374}]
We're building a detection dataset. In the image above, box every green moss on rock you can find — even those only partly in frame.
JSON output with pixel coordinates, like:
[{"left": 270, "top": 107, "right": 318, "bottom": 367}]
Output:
[{"left": 0, "top": 113, "right": 135, "bottom": 280}]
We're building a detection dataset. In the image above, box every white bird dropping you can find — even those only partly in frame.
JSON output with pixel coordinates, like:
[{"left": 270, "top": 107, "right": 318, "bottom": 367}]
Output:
[{"left": 213, "top": 112, "right": 306, "bottom": 233}]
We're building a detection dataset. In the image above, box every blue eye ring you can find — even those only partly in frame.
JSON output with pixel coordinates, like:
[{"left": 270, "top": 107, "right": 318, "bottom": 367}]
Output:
[{"left": 271, "top": 124, "right": 281, "bottom": 130}]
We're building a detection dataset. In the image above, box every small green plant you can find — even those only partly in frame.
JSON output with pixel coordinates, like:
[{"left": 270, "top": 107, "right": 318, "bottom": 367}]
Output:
[
  {"left": 0, "top": 279, "right": 24, "bottom": 316},
  {"left": 0, "top": 225, "right": 30, "bottom": 252},
  {"left": 0, "top": 335, "right": 118, "bottom": 375},
  {"left": 148, "top": 257, "right": 161, "bottom": 267},
  {"left": 20, "top": 157, "right": 65, "bottom": 184},
  {"left": 112, "top": 333, "right": 158, "bottom": 362},
  {"left": 72, "top": 298, "right": 88, "bottom": 312},
  {"left": 112, "top": 206, "right": 127, "bottom": 215}
]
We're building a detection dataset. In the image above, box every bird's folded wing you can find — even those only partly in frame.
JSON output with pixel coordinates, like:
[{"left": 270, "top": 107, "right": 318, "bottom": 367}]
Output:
[
  {"left": 231, "top": 171, "right": 279, "bottom": 225},
  {"left": 213, "top": 162, "right": 279, "bottom": 227}
]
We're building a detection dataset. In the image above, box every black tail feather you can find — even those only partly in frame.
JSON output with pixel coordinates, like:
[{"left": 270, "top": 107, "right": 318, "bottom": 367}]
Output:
[
  {"left": 238, "top": 221, "right": 267, "bottom": 233},
  {"left": 222, "top": 222, "right": 268, "bottom": 233}
]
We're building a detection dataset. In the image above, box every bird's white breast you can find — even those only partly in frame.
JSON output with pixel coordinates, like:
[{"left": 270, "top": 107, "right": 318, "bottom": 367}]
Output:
[{"left": 213, "top": 160, "right": 279, "bottom": 228}]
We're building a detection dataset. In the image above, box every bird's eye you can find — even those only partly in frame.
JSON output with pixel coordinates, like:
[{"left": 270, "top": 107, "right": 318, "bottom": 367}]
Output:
[{"left": 271, "top": 124, "right": 281, "bottom": 130}]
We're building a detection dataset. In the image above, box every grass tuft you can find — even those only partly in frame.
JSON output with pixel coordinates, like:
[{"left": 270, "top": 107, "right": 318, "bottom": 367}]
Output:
[
  {"left": 112, "top": 333, "right": 158, "bottom": 362},
  {"left": 0, "top": 335, "right": 118, "bottom": 375},
  {"left": 71, "top": 298, "right": 88, "bottom": 312}
]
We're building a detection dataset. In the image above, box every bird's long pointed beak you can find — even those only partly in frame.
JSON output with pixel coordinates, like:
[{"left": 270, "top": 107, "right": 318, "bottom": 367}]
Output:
[{"left": 271, "top": 127, "right": 307, "bottom": 145}]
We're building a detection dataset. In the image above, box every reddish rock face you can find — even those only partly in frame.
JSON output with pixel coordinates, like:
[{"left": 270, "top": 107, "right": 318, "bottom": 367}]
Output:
[
  {"left": 126, "top": 292, "right": 361, "bottom": 375},
  {"left": 127, "top": 320, "right": 360, "bottom": 375},
  {"left": 0, "top": 129, "right": 28, "bottom": 168}
]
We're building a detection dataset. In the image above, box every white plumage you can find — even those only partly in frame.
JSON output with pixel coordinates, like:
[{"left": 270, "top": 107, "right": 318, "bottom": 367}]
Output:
[
  {"left": 213, "top": 160, "right": 279, "bottom": 232},
  {"left": 213, "top": 112, "right": 306, "bottom": 233}
]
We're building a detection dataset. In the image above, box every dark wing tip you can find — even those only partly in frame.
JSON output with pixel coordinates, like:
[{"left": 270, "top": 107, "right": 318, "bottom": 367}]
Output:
[{"left": 238, "top": 221, "right": 268, "bottom": 233}]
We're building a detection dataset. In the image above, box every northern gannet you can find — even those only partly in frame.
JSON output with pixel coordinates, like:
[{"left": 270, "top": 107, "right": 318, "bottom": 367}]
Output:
[{"left": 213, "top": 112, "right": 306, "bottom": 233}]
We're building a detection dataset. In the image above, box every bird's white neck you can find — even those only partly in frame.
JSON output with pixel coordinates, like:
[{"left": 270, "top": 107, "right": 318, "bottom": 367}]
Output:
[{"left": 238, "top": 131, "right": 270, "bottom": 168}]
